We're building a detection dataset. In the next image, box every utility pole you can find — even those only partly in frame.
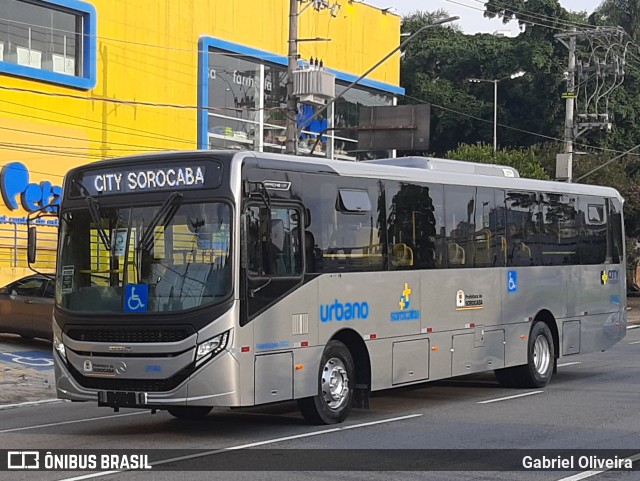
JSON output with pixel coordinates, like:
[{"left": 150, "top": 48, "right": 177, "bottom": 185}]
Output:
[
  {"left": 555, "top": 27, "right": 625, "bottom": 182},
  {"left": 557, "top": 29, "right": 576, "bottom": 182},
  {"left": 285, "top": 0, "right": 299, "bottom": 155}
]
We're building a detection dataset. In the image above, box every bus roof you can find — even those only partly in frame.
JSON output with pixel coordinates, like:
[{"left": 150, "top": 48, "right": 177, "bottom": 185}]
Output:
[
  {"left": 67, "top": 150, "right": 623, "bottom": 203},
  {"left": 240, "top": 152, "right": 623, "bottom": 202}
]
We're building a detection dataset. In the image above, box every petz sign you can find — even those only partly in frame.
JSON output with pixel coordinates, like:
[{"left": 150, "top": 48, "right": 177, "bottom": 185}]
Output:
[{"left": 0, "top": 162, "right": 62, "bottom": 214}]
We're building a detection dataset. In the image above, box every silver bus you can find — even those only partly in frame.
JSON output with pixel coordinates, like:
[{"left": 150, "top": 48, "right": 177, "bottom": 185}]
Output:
[{"left": 40, "top": 151, "right": 627, "bottom": 424}]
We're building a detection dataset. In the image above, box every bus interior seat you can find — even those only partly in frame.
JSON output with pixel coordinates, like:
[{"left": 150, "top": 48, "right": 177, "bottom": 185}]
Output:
[
  {"left": 391, "top": 242, "right": 414, "bottom": 267},
  {"left": 474, "top": 229, "right": 492, "bottom": 265},
  {"left": 447, "top": 242, "right": 465, "bottom": 265},
  {"left": 510, "top": 242, "right": 532, "bottom": 265}
]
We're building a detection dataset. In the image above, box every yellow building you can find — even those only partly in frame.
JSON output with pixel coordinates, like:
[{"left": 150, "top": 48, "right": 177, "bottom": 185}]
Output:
[{"left": 0, "top": 0, "right": 402, "bottom": 285}]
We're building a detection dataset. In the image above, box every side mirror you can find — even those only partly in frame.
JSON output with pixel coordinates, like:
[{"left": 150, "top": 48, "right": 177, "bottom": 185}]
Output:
[{"left": 28, "top": 226, "right": 37, "bottom": 264}]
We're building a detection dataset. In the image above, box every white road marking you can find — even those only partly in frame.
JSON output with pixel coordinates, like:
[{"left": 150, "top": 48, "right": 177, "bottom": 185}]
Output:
[
  {"left": 629, "top": 340, "right": 640, "bottom": 345},
  {"left": 55, "top": 413, "right": 423, "bottom": 481},
  {"left": 0, "top": 398, "right": 63, "bottom": 410},
  {"left": 478, "top": 391, "right": 544, "bottom": 404},
  {"left": 555, "top": 452, "right": 640, "bottom": 481},
  {"left": 627, "top": 325, "right": 640, "bottom": 330},
  {"left": 0, "top": 411, "right": 146, "bottom": 433},
  {"left": 557, "top": 362, "right": 582, "bottom": 368}
]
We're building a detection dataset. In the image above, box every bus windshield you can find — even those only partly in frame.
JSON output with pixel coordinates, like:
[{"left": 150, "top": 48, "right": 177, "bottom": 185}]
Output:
[{"left": 57, "top": 201, "right": 232, "bottom": 313}]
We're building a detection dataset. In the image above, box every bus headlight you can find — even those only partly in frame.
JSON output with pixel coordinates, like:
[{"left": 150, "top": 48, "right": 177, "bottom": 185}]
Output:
[
  {"left": 196, "top": 331, "right": 230, "bottom": 364},
  {"left": 53, "top": 332, "right": 66, "bottom": 360}
]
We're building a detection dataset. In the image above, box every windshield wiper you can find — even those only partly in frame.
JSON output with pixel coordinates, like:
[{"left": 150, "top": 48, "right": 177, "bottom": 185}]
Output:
[
  {"left": 73, "top": 180, "right": 110, "bottom": 250},
  {"left": 138, "top": 192, "right": 183, "bottom": 252}
]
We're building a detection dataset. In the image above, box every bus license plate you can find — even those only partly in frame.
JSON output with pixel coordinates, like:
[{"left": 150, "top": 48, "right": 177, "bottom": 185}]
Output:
[{"left": 104, "top": 391, "right": 137, "bottom": 406}]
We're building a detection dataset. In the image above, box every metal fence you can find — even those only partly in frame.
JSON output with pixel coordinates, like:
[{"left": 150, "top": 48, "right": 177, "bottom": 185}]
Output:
[{"left": 0, "top": 223, "right": 57, "bottom": 270}]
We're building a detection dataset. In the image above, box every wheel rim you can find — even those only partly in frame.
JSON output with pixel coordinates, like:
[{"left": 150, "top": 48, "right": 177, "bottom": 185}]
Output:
[
  {"left": 533, "top": 334, "right": 551, "bottom": 375},
  {"left": 321, "top": 357, "right": 349, "bottom": 410}
]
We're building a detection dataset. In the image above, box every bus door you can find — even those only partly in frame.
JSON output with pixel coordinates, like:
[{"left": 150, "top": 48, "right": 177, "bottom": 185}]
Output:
[{"left": 242, "top": 203, "right": 304, "bottom": 319}]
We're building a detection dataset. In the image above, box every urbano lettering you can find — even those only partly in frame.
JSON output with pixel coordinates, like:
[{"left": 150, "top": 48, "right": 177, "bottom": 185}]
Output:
[
  {"left": 320, "top": 299, "right": 369, "bottom": 322},
  {"left": 0, "top": 162, "right": 62, "bottom": 213}
]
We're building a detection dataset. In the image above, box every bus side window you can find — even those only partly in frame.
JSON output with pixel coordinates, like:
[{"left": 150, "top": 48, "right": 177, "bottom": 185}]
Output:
[{"left": 245, "top": 206, "right": 302, "bottom": 277}]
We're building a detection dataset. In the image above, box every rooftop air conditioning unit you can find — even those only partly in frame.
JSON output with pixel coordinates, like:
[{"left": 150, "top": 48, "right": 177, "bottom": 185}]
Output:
[{"left": 293, "top": 68, "right": 335, "bottom": 106}]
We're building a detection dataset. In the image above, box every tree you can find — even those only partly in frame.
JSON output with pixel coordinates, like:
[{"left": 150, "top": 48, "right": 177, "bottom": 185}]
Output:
[
  {"left": 445, "top": 143, "right": 549, "bottom": 179},
  {"left": 400, "top": 9, "right": 566, "bottom": 155},
  {"left": 590, "top": 0, "right": 640, "bottom": 41}
]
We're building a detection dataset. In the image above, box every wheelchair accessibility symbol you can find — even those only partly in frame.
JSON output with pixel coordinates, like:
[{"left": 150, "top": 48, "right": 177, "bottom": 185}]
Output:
[
  {"left": 507, "top": 270, "right": 518, "bottom": 293},
  {"left": 125, "top": 284, "right": 148, "bottom": 313},
  {"left": 0, "top": 351, "right": 54, "bottom": 371}
]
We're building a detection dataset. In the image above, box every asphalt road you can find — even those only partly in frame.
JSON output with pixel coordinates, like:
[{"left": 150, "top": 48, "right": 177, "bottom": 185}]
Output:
[{"left": 0, "top": 325, "right": 638, "bottom": 481}]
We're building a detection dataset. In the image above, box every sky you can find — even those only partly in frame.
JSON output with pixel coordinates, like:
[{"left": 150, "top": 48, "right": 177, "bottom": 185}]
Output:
[{"left": 364, "top": 0, "right": 603, "bottom": 35}]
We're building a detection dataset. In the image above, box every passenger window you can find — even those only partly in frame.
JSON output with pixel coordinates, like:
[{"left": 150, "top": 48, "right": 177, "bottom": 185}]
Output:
[
  {"left": 578, "top": 196, "right": 607, "bottom": 265},
  {"left": 506, "top": 191, "right": 540, "bottom": 266},
  {"left": 387, "top": 182, "right": 444, "bottom": 270},
  {"left": 609, "top": 199, "right": 623, "bottom": 264},
  {"left": 539, "top": 193, "right": 579, "bottom": 266},
  {"left": 303, "top": 176, "right": 385, "bottom": 273},
  {"left": 444, "top": 185, "right": 475, "bottom": 268}
]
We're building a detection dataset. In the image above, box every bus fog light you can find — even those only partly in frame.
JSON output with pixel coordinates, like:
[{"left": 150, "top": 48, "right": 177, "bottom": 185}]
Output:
[
  {"left": 53, "top": 333, "right": 66, "bottom": 359},
  {"left": 196, "top": 331, "right": 230, "bottom": 362}
]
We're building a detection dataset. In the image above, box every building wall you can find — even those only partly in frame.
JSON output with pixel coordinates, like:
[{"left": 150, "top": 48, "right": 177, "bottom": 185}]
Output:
[{"left": 0, "top": 0, "right": 401, "bottom": 285}]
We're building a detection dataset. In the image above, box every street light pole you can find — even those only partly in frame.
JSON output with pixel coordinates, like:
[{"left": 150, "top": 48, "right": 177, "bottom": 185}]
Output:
[
  {"left": 493, "top": 79, "right": 498, "bottom": 156},
  {"left": 469, "top": 71, "right": 525, "bottom": 157}
]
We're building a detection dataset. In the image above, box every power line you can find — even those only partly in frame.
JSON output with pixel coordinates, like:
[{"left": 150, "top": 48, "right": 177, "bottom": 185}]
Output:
[{"left": 400, "top": 91, "right": 640, "bottom": 160}]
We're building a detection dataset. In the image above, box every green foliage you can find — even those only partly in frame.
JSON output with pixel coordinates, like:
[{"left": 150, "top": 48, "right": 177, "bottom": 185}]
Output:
[
  {"left": 444, "top": 143, "right": 550, "bottom": 180},
  {"left": 401, "top": 3, "right": 640, "bottom": 284}
]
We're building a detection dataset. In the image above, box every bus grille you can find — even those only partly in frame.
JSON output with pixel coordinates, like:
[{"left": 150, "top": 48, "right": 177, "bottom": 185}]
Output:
[
  {"left": 65, "top": 327, "right": 194, "bottom": 344},
  {"left": 67, "top": 362, "right": 195, "bottom": 392}
]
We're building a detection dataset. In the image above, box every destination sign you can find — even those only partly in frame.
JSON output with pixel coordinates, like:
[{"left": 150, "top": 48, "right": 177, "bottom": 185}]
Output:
[{"left": 69, "top": 161, "right": 222, "bottom": 197}]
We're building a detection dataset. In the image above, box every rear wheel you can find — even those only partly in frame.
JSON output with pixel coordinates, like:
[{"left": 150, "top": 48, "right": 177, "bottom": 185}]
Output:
[
  {"left": 298, "top": 340, "right": 354, "bottom": 425},
  {"left": 494, "top": 321, "right": 555, "bottom": 388},
  {"left": 167, "top": 406, "right": 212, "bottom": 419}
]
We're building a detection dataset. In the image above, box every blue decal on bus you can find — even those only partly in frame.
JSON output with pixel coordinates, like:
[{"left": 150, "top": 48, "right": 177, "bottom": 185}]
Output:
[
  {"left": 256, "top": 341, "right": 291, "bottom": 350},
  {"left": 320, "top": 300, "right": 369, "bottom": 322},
  {"left": 125, "top": 284, "right": 149, "bottom": 313},
  {"left": 390, "top": 283, "right": 420, "bottom": 321},
  {"left": 507, "top": 271, "right": 518, "bottom": 293}
]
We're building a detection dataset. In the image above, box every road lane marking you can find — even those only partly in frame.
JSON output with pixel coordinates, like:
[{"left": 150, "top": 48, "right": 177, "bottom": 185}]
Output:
[
  {"left": 555, "top": 451, "right": 640, "bottom": 481},
  {"left": 627, "top": 325, "right": 640, "bottom": 330},
  {"left": 478, "top": 391, "right": 544, "bottom": 404},
  {"left": 0, "top": 398, "right": 62, "bottom": 410},
  {"left": 630, "top": 340, "right": 640, "bottom": 345},
  {"left": 55, "top": 413, "right": 423, "bottom": 481},
  {"left": 0, "top": 411, "right": 146, "bottom": 433},
  {"left": 557, "top": 362, "right": 582, "bottom": 368}
]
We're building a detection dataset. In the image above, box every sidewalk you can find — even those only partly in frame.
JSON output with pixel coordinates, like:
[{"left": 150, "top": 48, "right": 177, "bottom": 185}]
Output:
[{"left": 627, "top": 295, "right": 640, "bottom": 325}]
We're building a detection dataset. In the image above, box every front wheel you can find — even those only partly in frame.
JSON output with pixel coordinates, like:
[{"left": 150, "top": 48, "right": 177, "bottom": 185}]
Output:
[{"left": 298, "top": 340, "right": 355, "bottom": 425}]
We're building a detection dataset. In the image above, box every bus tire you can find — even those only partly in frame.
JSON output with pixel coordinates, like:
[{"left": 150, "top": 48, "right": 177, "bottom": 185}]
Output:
[
  {"left": 515, "top": 321, "right": 555, "bottom": 388},
  {"left": 298, "top": 340, "right": 354, "bottom": 425},
  {"left": 167, "top": 406, "right": 212, "bottom": 419}
]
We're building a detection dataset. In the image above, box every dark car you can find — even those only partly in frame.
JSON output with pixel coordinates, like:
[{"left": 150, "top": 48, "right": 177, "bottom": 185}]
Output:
[{"left": 0, "top": 274, "right": 55, "bottom": 341}]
